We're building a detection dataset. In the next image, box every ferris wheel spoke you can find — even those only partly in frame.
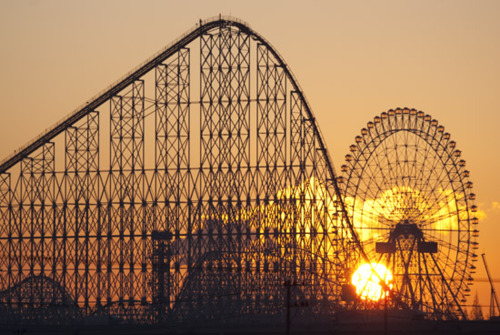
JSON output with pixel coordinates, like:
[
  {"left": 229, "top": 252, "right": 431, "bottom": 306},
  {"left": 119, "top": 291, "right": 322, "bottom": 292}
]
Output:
[
  {"left": 378, "top": 131, "right": 401, "bottom": 190},
  {"left": 388, "top": 132, "right": 404, "bottom": 190},
  {"left": 401, "top": 130, "right": 417, "bottom": 190},
  {"left": 413, "top": 156, "right": 433, "bottom": 194},
  {"left": 426, "top": 150, "right": 462, "bottom": 202},
  {"left": 413, "top": 140, "right": 449, "bottom": 191},
  {"left": 428, "top": 237, "right": 467, "bottom": 269},
  {"left": 419, "top": 191, "right": 456, "bottom": 227},
  {"left": 422, "top": 207, "right": 458, "bottom": 224},
  {"left": 422, "top": 206, "right": 465, "bottom": 233},
  {"left": 414, "top": 158, "right": 442, "bottom": 200},
  {"left": 362, "top": 144, "right": 395, "bottom": 198},
  {"left": 430, "top": 253, "right": 465, "bottom": 302},
  {"left": 354, "top": 204, "right": 396, "bottom": 227},
  {"left": 410, "top": 129, "right": 427, "bottom": 189},
  {"left": 416, "top": 163, "right": 453, "bottom": 218},
  {"left": 359, "top": 231, "right": 392, "bottom": 248},
  {"left": 421, "top": 252, "right": 449, "bottom": 314},
  {"left": 429, "top": 252, "right": 467, "bottom": 318}
]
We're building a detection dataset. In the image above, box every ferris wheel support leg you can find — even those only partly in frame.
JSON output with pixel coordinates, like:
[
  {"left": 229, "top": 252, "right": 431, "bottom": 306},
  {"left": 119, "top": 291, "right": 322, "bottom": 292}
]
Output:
[{"left": 429, "top": 253, "right": 467, "bottom": 319}]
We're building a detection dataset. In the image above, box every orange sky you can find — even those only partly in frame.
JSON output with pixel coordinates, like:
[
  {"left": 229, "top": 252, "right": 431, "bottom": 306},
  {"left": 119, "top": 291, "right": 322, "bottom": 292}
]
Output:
[{"left": 1, "top": 0, "right": 499, "bottom": 315}]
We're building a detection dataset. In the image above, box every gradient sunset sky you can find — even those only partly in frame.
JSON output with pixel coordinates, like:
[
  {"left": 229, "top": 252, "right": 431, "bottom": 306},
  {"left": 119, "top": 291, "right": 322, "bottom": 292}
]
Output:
[{"left": 1, "top": 0, "right": 499, "bottom": 313}]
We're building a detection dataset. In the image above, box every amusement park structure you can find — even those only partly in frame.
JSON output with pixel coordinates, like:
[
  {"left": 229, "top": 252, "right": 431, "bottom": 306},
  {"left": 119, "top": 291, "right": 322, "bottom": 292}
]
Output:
[
  {"left": 339, "top": 110, "right": 478, "bottom": 320},
  {"left": 0, "top": 17, "right": 479, "bottom": 329}
]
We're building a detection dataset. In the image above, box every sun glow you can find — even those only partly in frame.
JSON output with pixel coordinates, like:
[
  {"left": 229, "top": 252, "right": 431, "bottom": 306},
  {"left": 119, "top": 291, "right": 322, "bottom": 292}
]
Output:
[{"left": 351, "top": 263, "right": 393, "bottom": 301}]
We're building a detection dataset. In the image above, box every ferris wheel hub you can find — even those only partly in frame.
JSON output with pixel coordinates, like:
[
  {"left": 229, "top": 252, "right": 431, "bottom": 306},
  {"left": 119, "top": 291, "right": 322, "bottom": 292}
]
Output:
[
  {"left": 375, "top": 223, "right": 438, "bottom": 254},
  {"left": 392, "top": 222, "right": 423, "bottom": 239}
]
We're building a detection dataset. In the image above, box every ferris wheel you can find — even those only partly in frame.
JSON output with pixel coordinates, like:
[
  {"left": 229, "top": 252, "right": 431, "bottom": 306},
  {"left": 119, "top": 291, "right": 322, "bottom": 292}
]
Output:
[{"left": 339, "top": 108, "right": 479, "bottom": 320}]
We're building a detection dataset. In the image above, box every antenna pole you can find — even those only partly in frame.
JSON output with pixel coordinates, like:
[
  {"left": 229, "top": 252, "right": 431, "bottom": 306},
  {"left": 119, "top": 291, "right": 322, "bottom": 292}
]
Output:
[{"left": 481, "top": 253, "right": 500, "bottom": 318}]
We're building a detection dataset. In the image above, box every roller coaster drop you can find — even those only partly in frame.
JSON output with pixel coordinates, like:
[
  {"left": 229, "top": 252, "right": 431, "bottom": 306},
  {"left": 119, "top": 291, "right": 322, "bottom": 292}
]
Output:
[{"left": 0, "top": 17, "right": 478, "bottom": 326}]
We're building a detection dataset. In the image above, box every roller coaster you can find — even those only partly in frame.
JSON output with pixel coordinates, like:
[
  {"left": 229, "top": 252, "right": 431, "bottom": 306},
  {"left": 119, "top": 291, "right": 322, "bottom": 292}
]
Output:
[{"left": 0, "top": 17, "right": 479, "bottom": 330}]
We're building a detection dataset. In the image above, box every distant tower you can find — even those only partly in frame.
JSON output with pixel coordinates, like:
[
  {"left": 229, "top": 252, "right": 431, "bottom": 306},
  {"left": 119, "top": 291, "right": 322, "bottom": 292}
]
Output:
[{"left": 472, "top": 291, "right": 484, "bottom": 320}]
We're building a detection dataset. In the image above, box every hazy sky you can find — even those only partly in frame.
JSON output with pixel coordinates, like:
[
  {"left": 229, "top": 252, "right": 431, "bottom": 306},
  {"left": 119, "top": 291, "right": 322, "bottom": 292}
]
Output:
[{"left": 1, "top": 0, "right": 499, "bottom": 312}]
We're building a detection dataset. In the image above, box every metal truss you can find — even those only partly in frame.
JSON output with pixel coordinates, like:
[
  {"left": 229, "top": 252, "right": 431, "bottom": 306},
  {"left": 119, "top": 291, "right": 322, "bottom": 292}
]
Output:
[{"left": 0, "top": 17, "right": 358, "bottom": 326}]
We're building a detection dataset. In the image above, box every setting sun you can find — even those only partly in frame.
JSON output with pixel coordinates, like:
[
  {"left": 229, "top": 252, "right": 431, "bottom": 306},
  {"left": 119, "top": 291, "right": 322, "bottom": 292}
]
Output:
[{"left": 351, "top": 263, "right": 393, "bottom": 301}]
